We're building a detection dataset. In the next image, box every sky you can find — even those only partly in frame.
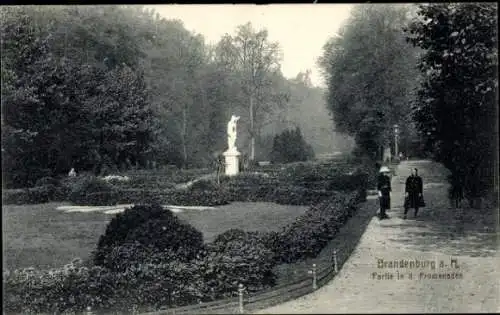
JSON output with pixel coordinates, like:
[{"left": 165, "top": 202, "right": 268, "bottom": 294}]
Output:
[{"left": 147, "top": 4, "right": 354, "bottom": 88}]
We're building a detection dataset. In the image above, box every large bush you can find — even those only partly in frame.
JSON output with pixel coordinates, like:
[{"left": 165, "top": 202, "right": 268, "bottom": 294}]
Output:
[
  {"left": 271, "top": 127, "right": 315, "bottom": 163},
  {"left": 93, "top": 204, "right": 204, "bottom": 271}
]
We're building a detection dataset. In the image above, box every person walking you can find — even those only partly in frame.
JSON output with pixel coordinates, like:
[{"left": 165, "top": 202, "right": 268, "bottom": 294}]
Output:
[
  {"left": 404, "top": 168, "right": 424, "bottom": 219},
  {"left": 377, "top": 166, "right": 392, "bottom": 220}
]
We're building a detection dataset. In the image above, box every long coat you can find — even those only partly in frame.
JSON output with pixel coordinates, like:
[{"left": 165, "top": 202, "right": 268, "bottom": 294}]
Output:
[
  {"left": 377, "top": 174, "right": 391, "bottom": 210},
  {"left": 405, "top": 175, "right": 423, "bottom": 208}
]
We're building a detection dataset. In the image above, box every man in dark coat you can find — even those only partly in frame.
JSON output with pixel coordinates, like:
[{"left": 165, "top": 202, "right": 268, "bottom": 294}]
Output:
[
  {"left": 404, "top": 168, "right": 423, "bottom": 219},
  {"left": 377, "top": 166, "right": 392, "bottom": 220}
]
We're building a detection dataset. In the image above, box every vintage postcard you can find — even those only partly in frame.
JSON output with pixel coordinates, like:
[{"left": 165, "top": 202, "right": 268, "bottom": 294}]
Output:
[{"left": 2, "top": 3, "right": 498, "bottom": 314}]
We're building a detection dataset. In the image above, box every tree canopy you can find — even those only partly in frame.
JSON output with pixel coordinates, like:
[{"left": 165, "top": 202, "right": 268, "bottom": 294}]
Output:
[
  {"left": 1, "top": 6, "right": 339, "bottom": 188},
  {"left": 406, "top": 3, "right": 498, "bottom": 199},
  {"left": 318, "top": 4, "right": 421, "bottom": 159}
]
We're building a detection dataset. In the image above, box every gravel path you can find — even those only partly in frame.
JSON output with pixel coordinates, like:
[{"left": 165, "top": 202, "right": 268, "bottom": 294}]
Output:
[{"left": 257, "top": 160, "right": 499, "bottom": 313}]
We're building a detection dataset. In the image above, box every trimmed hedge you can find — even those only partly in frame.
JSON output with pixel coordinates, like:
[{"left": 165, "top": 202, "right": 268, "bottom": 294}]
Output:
[
  {"left": 201, "top": 229, "right": 277, "bottom": 297},
  {"left": 2, "top": 185, "right": 56, "bottom": 205},
  {"left": 3, "top": 241, "right": 276, "bottom": 315},
  {"left": 270, "top": 190, "right": 361, "bottom": 264},
  {"left": 34, "top": 176, "right": 60, "bottom": 187},
  {"left": 123, "top": 168, "right": 212, "bottom": 185},
  {"left": 3, "top": 262, "right": 210, "bottom": 314},
  {"left": 115, "top": 188, "right": 230, "bottom": 206},
  {"left": 69, "top": 176, "right": 118, "bottom": 206},
  {"left": 110, "top": 175, "right": 176, "bottom": 190},
  {"left": 272, "top": 186, "right": 336, "bottom": 205}
]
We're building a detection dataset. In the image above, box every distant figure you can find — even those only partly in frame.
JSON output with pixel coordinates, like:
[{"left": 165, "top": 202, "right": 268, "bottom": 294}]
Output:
[
  {"left": 68, "top": 168, "right": 77, "bottom": 177},
  {"left": 399, "top": 152, "right": 404, "bottom": 161},
  {"left": 450, "top": 175, "right": 464, "bottom": 208},
  {"left": 215, "top": 154, "right": 224, "bottom": 184},
  {"left": 377, "top": 166, "right": 392, "bottom": 220},
  {"left": 404, "top": 168, "right": 423, "bottom": 219},
  {"left": 242, "top": 153, "right": 250, "bottom": 171}
]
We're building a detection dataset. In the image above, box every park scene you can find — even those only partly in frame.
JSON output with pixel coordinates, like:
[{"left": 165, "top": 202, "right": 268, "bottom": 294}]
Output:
[{"left": 2, "top": 3, "right": 498, "bottom": 314}]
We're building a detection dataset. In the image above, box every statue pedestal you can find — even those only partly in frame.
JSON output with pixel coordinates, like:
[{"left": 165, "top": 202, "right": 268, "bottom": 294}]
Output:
[{"left": 223, "top": 148, "right": 241, "bottom": 176}]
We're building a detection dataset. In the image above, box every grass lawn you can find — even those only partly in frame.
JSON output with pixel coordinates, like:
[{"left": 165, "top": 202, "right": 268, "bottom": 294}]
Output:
[{"left": 2, "top": 201, "right": 309, "bottom": 271}]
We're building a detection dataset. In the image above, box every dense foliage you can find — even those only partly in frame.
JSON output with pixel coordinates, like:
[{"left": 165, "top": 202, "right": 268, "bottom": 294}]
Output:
[
  {"left": 68, "top": 176, "right": 118, "bottom": 206},
  {"left": 318, "top": 4, "right": 421, "bottom": 160},
  {"left": 203, "top": 229, "right": 277, "bottom": 294},
  {"left": 273, "top": 191, "right": 360, "bottom": 263},
  {"left": 1, "top": 6, "right": 157, "bottom": 188},
  {"left": 1, "top": 6, "right": 347, "bottom": 188},
  {"left": 93, "top": 204, "right": 204, "bottom": 270},
  {"left": 406, "top": 3, "right": 498, "bottom": 201},
  {"left": 271, "top": 127, "right": 315, "bottom": 163}
]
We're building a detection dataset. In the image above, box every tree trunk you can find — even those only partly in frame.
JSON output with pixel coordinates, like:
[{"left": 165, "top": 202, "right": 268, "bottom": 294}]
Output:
[
  {"left": 181, "top": 107, "right": 188, "bottom": 168},
  {"left": 250, "top": 93, "right": 255, "bottom": 161}
]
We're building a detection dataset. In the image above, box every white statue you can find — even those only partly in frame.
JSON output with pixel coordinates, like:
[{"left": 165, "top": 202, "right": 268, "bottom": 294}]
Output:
[
  {"left": 68, "top": 168, "right": 77, "bottom": 177},
  {"left": 227, "top": 115, "right": 240, "bottom": 151}
]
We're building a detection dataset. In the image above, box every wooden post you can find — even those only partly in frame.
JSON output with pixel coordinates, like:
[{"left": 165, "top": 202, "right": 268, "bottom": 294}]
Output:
[
  {"left": 333, "top": 249, "right": 338, "bottom": 273},
  {"left": 238, "top": 283, "right": 245, "bottom": 314}
]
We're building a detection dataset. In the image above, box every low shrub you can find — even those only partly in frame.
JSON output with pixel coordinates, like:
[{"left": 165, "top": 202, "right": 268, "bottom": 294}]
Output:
[
  {"left": 277, "top": 161, "right": 355, "bottom": 184},
  {"left": 3, "top": 261, "right": 214, "bottom": 314},
  {"left": 83, "top": 191, "right": 121, "bottom": 206},
  {"left": 2, "top": 185, "right": 56, "bottom": 205},
  {"left": 34, "top": 176, "right": 60, "bottom": 187},
  {"left": 222, "top": 185, "right": 277, "bottom": 202},
  {"left": 112, "top": 175, "right": 177, "bottom": 190},
  {"left": 200, "top": 229, "right": 277, "bottom": 297},
  {"left": 3, "top": 263, "right": 110, "bottom": 314},
  {"left": 271, "top": 191, "right": 360, "bottom": 264},
  {"left": 220, "top": 172, "right": 278, "bottom": 186},
  {"left": 272, "top": 186, "right": 335, "bottom": 205},
  {"left": 69, "top": 176, "right": 118, "bottom": 206},
  {"left": 188, "top": 179, "right": 219, "bottom": 191},
  {"left": 115, "top": 188, "right": 229, "bottom": 206},
  {"left": 2, "top": 189, "right": 30, "bottom": 205},
  {"left": 93, "top": 204, "right": 204, "bottom": 271},
  {"left": 123, "top": 168, "right": 212, "bottom": 185}
]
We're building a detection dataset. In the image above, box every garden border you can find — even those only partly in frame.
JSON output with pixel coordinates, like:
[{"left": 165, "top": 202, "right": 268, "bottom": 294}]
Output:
[{"left": 136, "top": 252, "right": 340, "bottom": 315}]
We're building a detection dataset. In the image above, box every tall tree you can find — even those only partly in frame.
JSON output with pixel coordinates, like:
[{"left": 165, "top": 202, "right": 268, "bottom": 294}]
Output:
[
  {"left": 215, "top": 22, "right": 283, "bottom": 161},
  {"left": 318, "top": 4, "right": 421, "bottom": 160},
  {"left": 1, "top": 6, "right": 158, "bottom": 186},
  {"left": 406, "top": 3, "right": 498, "bottom": 201}
]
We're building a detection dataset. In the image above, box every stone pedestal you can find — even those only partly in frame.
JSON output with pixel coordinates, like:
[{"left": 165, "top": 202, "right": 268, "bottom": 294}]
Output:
[{"left": 223, "top": 149, "right": 241, "bottom": 176}]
